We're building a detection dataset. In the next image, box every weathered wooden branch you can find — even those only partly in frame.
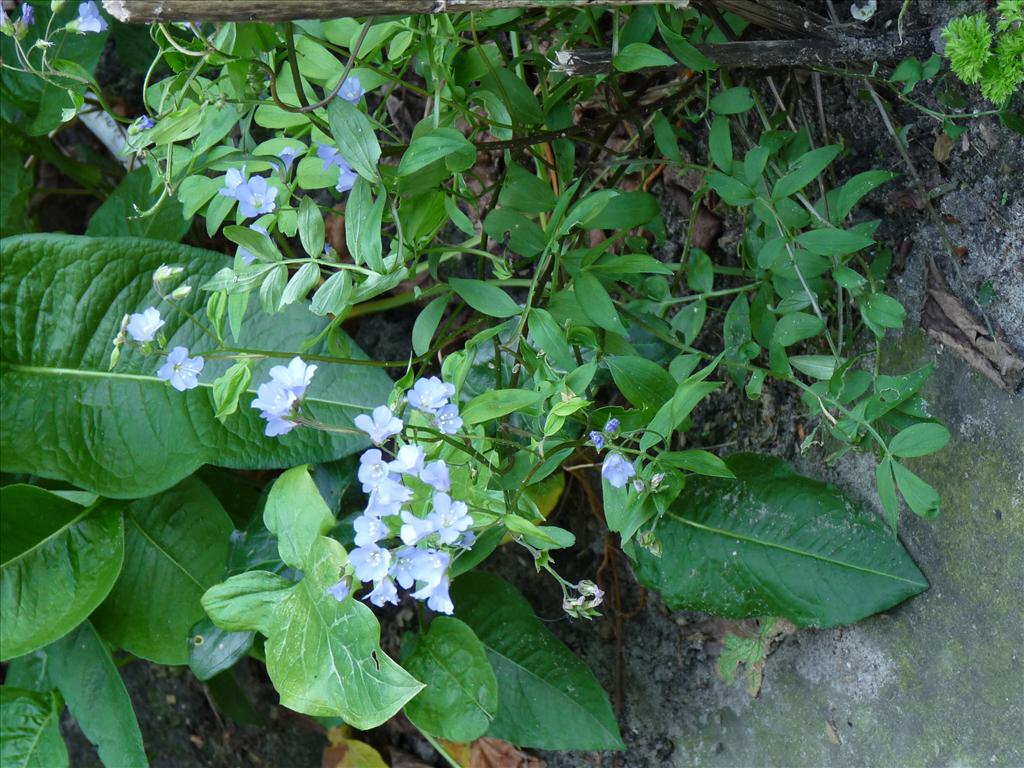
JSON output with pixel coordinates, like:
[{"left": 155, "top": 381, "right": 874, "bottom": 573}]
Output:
[
  {"left": 103, "top": 0, "right": 690, "bottom": 23},
  {"left": 700, "top": 31, "right": 933, "bottom": 68}
]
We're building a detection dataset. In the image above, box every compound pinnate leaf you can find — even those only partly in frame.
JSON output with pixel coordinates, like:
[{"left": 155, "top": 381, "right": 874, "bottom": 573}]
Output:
[
  {"left": 0, "top": 234, "right": 390, "bottom": 499},
  {"left": 452, "top": 573, "right": 624, "bottom": 751},
  {"left": 0, "top": 485, "right": 124, "bottom": 661},
  {"left": 629, "top": 454, "right": 928, "bottom": 628},
  {"left": 403, "top": 616, "right": 498, "bottom": 742},
  {"left": 202, "top": 467, "right": 423, "bottom": 729},
  {"left": 91, "top": 477, "right": 233, "bottom": 665}
]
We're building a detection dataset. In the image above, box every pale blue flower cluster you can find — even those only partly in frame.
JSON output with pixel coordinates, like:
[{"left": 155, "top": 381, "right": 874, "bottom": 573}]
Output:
[
  {"left": 316, "top": 143, "right": 357, "bottom": 194},
  {"left": 250, "top": 357, "right": 317, "bottom": 437},
  {"left": 124, "top": 306, "right": 204, "bottom": 392},
  {"left": 219, "top": 166, "right": 278, "bottom": 218},
  {"left": 337, "top": 75, "right": 365, "bottom": 104},
  {"left": 73, "top": 1, "right": 107, "bottom": 34},
  {"left": 588, "top": 418, "right": 634, "bottom": 487},
  {"left": 330, "top": 376, "right": 470, "bottom": 614}
]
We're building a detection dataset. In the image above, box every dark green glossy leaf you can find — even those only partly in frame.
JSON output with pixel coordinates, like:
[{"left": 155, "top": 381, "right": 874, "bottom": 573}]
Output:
[
  {"left": 629, "top": 454, "right": 928, "bottom": 628},
  {"left": 403, "top": 617, "right": 498, "bottom": 742},
  {"left": 0, "top": 688, "right": 68, "bottom": 768},
  {"left": 46, "top": 621, "right": 148, "bottom": 768},
  {"left": 0, "top": 234, "right": 390, "bottom": 498},
  {"left": 449, "top": 277, "right": 521, "bottom": 318},
  {"left": 0, "top": 486, "right": 123, "bottom": 661},
  {"left": 188, "top": 618, "right": 254, "bottom": 682},
  {"left": 92, "top": 476, "right": 232, "bottom": 665},
  {"left": 452, "top": 573, "right": 624, "bottom": 751}
]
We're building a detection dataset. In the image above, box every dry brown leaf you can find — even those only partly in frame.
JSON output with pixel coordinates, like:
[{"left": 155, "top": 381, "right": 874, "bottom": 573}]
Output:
[
  {"left": 932, "top": 132, "right": 954, "bottom": 163},
  {"left": 437, "top": 737, "right": 546, "bottom": 768}
]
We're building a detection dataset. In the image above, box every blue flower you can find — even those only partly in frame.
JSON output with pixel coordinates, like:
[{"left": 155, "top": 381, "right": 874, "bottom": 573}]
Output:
[
  {"left": 349, "top": 545, "right": 391, "bottom": 583},
  {"left": 365, "top": 490, "right": 402, "bottom": 518},
  {"left": 237, "top": 224, "right": 270, "bottom": 265},
  {"left": 337, "top": 75, "right": 365, "bottom": 104},
  {"left": 269, "top": 355, "right": 317, "bottom": 398},
  {"left": 427, "top": 493, "right": 471, "bottom": 545},
  {"left": 400, "top": 510, "right": 435, "bottom": 546},
  {"left": 366, "top": 576, "right": 398, "bottom": 607},
  {"left": 390, "top": 547, "right": 427, "bottom": 589},
  {"left": 74, "top": 1, "right": 107, "bottom": 33},
  {"left": 219, "top": 166, "right": 247, "bottom": 198},
  {"left": 234, "top": 175, "right": 278, "bottom": 218},
  {"left": 389, "top": 444, "right": 424, "bottom": 475},
  {"left": 407, "top": 376, "right": 455, "bottom": 414},
  {"left": 126, "top": 307, "right": 164, "bottom": 342},
  {"left": 353, "top": 514, "right": 389, "bottom": 547},
  {"left": 335, "top": 162, "right": 357, "bottom": 194},
  {"left": 358, "top": 448, "right": 392, "bottom": 492},
  {"left": 277, "top": 144, "right": 303, "bottom": 173},
  {"left": 325, "top": 579, "right": 350, "bottom": 602},
  {"left": 425, "top": 576, "right": 454, "bottom": 614},
  {"left": 251, "top": 380, "right": 297, "bottom": 437},
  {"left": 157, "top": 346, "right": 204, "bottom": 392},
  {"left": 601, "top": 452, "right": 636, "bottom": 489},
  {"left": 419, "top": 460, "right": 450, "bottom": 492},
  {"left": 373, "top": 475, "right": 413, "bottom": 506},
  {"left": 605, "top": 417, "right": 620, "bottom": 434},
  {"left": 137, "top": 115, "right": 156, "bottom": 131},
  {"left": 589, "top": 430, "right": 605, "bottom": 451},
  {"left": 17, "top": 4, "right": 35, "bottom": 31},
  {"left": 354, "top": 404, "right": 403, "bottom": 444},
  {"left": 317, "top": 143, "right": 341, "bottom": 171},
  {"left": 433, "top": 404, "right": 463, "bottom": 435}
]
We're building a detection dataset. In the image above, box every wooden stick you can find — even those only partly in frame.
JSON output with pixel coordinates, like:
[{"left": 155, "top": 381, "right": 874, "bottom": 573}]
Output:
[{"left": 102, "top": 0, "right": 690, "bottom": 23}]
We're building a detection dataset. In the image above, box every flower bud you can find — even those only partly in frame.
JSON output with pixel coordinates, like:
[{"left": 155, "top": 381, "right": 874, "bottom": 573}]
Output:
[
  {"left": 51, "top": 1, "right": 67, "bottom": 13},
  {"left": 153, "top": 264, "right": 184, "bottom": 283},
  {"left": 170, "top": 284, "right": 193, "bottom": 300}
]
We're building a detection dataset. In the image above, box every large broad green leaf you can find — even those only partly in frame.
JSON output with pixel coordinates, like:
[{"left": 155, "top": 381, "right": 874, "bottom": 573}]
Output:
[
  {"left": 85, "top": 168, "right": 190, "bottom": 242},
  {"left": 0, "top": 234, "right": 391, "bottom": 498},
  {"left": 45, "top": 621, "right": 148, "bottom": 767},
  {"left": 629, "top": 454, "right": 929, "bottom": 628},
  {"left": 0, "top": 688, "right": 68, "bottom": 768},
  {"left": 202, "top": 467, "right": 423, "bottom": 729},
  {"left": 0, "top": 121, "right": 33, "bottom": 237},
  {"left": 402, "top": 616, "right": 498, "bottom": 742},
  {"left": 0, "top": 486, "right": 124, "bottom": 661},
  {"left": 91, "top": 476, "right": 232, "bottom": 665},
  {"left": 451, "top": 573, "right": 624, "bottom": 751}
]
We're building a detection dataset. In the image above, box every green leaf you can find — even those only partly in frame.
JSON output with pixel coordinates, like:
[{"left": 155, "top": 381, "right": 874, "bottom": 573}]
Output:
[
  {"left": 202, "top": 467, "right": 423, "bottom": 728},
  {"left": 188, "top": 618, "right": 253, "bottom": 682},
  {"left": 861, "top": 293, "right": 906, "bottom": 335},
  {"left": 452, "top": 573, "right": 624, "bottom": 750},
  {"left": 709, "top": 115, "right": 732, "bottom": 173},
  {"left": 398, "top": 128, "right": 476, "bottom": 177},
  {"left": 657, "top": 21, "right": 717, "bottom": 71},
  {"left": 641, "top": 380, "right": 721, "bottom": 452},
  {"left": 889, "top": 423, "right": 951, "bottom": 458},
  {"left": 86, "top": 168, "right": 189, "bottom": 242},
  {"left": 45, "top": 621, "right": 148, "bottom": 768},
  {"left": 403, "top": 617, "right": 498, "bottom": 742},
  {"left": 606, "top": 355, "right": 677, "bottom": 410},
  {"left": 772, "top": 312, "right": 825, "bottom": 347},
  {"left": 892, "top": 461, "right": 941, "bottom": 518},
  {"left": 831, "top": 170, "right": 898, "bottom": 223},
  {"left": 0, "top": 688, "right": 68, "bottom": 768},
  {"left": 224, "top": 224, "right": 281, "bottom": 262},
  {"left": 449, "top": 277, "right": 520, "bottom": 318},
  {"left": 212, "top": 361, "right": 253, "bottom": 422},
  {"left": 771, "top": 145, "right": 841, "bottom": 201},
  {"left": 461, "top": 389, "right": 543, "bottom": 426},
  {"left": 412, "top": 295, "right": 449, "bottom": 357},
  {"left": 629, "top": 454, "right": 929, "bottom": 628},
  {"left": 0, "top": 234, "right": 391, "bottom": 498},
  {"left": 498, "top": 164, "right": 556, "bottom": 214},
  {"left": 327, "top": 98, "right": 381, "bottom": 182},
  {"left": 91, "top": 477, "right": 232, "bottom": 665},
  {"left": 795, "top": 228, "right": 874, "bottom": 256},
  {"left": 346, "top": 177, "right": 386, "bottom": 272},
  {"left": 876, "top": 458, "right": 899, "bottom": 530},
  {"left": 706, "top": 172, "right": 754, "bottom": 206},
  {"left": 574, "top": 271, "right": 628, "bottom": 336},
  {"left": 710, "top": 87, "right": 754, "bottom": 114},
  {"left": 280, "top": 262, "right": 320, "bottom": 309},
  {"left": 1, "top": 486, "right": 123, "bottom": 661},
  {"left": 659, "top": 450, "right": 735, "bottom": 478},
  {"left": 310, "top": 269, "right": 351, "bottom": 317},
  {"left": 789, "top": 355, "right": 839, "bottom": 380},
  {"left": 613, "top": 42, "right": 676, "bottom": 71},
  {"left": 298, "top": 196, "right": 325, "bottom": 258}
]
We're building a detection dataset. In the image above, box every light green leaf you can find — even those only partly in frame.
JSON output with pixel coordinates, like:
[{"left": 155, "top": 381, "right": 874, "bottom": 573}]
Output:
[
  {"left": 795, "top": 228, "right": 874, "bottom": 256},
  {"left": 613, "top": 42, "right": 676, "bottom": 71},
  {"left": 212, "top": 361, "right": 253, "bottom": 422},
  {"left": 346, "top": 178, "right": 386, "bottom": 272},
  {"left": 202, "top": 467, "right": 423, "bottom": 728},
  {"left": 892, "top": 461, "right": 941, "bottom": 518},
  {"left": 403, "top": 616, "right": 498, "bottom": 742},
  {"left": 279, "top": 262, "right": 320, "bottom": 308},
  {"left": 710, "top": 87, "right": 754, "bottom": 114},
  {"left": 771, "top": 145, "right": 841, "bottom": 201},
  {"left": 461, "top": 389, "right": 544, "bottom": 426},
  {"left": 772, "top": 312, "right": 825, "bottom": 347},
  {"left": 606, "top": 355, "right": 677, "bottom": 410},
  {"left": 449, "top": 277, "right": 521, "bottom": 318},
  {"left": 86, "top": 168, "right": 189, "bottom": 242},
  {"left": 398, "top": 128, "right": 476, "bottom": 177},
  {"left": 0, "top": 688, "right": 68, "bottom": 768},
  {"left": 46, "top": 621, "right": 148, "bottom": 768},
  {"left": 574, "top": 272, "right": 628, "bottom": 336},
  {"left": 629, "top": 454, "right": 929, "bottom": 628},
  {"left": 297, "top": 196, "right": 325, "bottom": 258},
  {"left": 0, "top": 234, "right": 390, "bottom": 498},
  {"left": 412, "top": 295, "right": 449, "bottom": 357},
  {"left": 327, "top": 99, "right": 381, "bottom": 182},
  {"left": 789, "top": 355, "right": 840, "bottom": 380},
  {"left": 709, "top": 115, "right": 732, "bottom": 173},
  {"left": 889, "top": 422, "right": 951, "bottom": 458},
  {"left": 1, "top": 486, "right": 123, "bottom": 661},
  {"left": 659, "top": 450, "right": 735, "bottom": 478},
  {"left": 91, "top": 477, "right": 232, "bottom": 665},
  {"left": 452, "top": 573, "right": 624, "bottom": 750},
  {"left": 310, "top": 269, "right": 351, "bottom": 317}
]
